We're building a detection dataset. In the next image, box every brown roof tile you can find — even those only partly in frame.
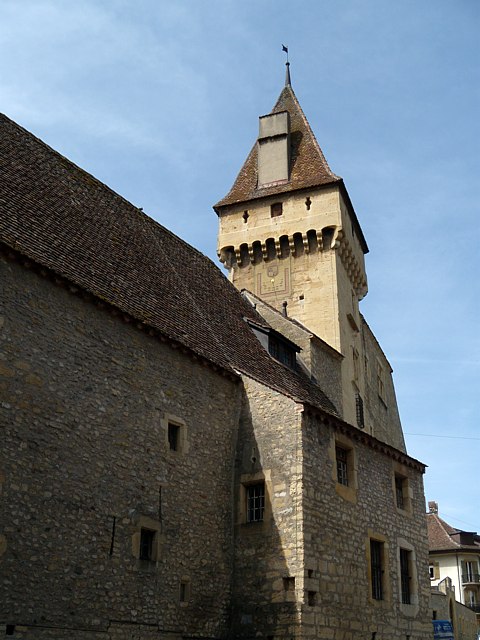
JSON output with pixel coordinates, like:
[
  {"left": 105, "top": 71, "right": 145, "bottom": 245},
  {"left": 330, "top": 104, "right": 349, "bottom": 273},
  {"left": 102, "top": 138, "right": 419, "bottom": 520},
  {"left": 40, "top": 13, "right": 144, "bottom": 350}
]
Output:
[
  {"left": 0, "top": 113, "right": 338, "bottom": 416},
  {"left": 214, "top": 85, "right": 341, "bottom": 209},
  {"left": 427, "top": 512, "right": 480, "bottom": 552},
  {"left": 214, "top": 86, "right": 369, "bottom": 254}
]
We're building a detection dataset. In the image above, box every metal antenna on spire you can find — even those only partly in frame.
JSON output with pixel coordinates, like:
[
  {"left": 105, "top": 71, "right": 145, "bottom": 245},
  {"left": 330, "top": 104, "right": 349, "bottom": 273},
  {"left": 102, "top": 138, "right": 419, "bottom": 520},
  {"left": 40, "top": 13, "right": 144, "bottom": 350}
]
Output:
[{"left": 282, "top": 45, "right": 291, "bottom": 86}]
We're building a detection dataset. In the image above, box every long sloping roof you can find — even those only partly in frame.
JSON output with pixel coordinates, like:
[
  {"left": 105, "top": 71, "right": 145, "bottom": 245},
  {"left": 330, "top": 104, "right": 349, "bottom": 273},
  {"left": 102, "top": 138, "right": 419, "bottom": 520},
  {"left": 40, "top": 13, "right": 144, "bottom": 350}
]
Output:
[
  {"left": 0, "top": 113, "right": 337, "bottom": 415},
  {"left": 427, "top": 512, "right": 480, "bottom": 552},
  {"left": 214, "top": 85, "right": 341, "bottom": 209}
]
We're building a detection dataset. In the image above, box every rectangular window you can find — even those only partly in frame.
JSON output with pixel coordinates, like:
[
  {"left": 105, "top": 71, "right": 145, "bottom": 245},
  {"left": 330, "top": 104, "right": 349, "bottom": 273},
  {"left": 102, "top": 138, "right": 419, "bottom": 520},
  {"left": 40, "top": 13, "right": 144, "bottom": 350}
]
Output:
[
  {"left": 395, "top": 476, "right": 405, "bottom": 509},
  {"left": 139, "top": 528, "right": 155, "bottom": 561},
  {"left": 271, "top": 202, "right": 283, "bottom": 217},
  {"left": 336, "top": 446, "right": 349, "bottom": 486},
  {"left": 355, "top": 393, "right": 365, "bottom": 429},
  {"left": 352, "top": 347, "right": 360, "bottom": 381},
  {"left": 268, "top": 335, "right": 296, "bottom": 369},
  {"left": 463, "top": 560, "right": 479, "bottom": 583},
  {"left": 283, "top": 576, "right": 295, "bottom": 591},
  {"left": 370, "top": 540, "right": 384, "bottom": 600},
  {"left": 377, "top": 362, "right": 387, "bottom": 405},
  {"left": 180, "top": 580, "right": 190, "bottom": 603},
  {"left": 168, "top": 422, "right": 180, "bottom": 451},
  {"left": 400, "top": 548, "right": 411, "bottom": 604},
  {"left": 246, "top": 483, "right": 265, "bottom": 522}
]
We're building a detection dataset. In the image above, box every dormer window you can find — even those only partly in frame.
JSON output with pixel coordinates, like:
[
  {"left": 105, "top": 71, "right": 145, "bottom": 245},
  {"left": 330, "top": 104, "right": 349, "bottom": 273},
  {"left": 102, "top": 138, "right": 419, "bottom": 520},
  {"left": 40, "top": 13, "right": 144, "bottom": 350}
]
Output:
[
  {"left": 246, "top": 319, "right": 300, "bottom": 370},
  {"left": 268, "top": 334, "right": 296, "bottom": 368}
]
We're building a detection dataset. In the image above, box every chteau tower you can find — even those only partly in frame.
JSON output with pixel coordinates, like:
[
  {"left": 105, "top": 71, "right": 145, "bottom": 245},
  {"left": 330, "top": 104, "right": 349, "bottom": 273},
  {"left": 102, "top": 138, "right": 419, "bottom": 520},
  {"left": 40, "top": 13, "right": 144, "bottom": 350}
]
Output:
[{"left": 215, "top": 67, "right": 386, "bottom": 432}]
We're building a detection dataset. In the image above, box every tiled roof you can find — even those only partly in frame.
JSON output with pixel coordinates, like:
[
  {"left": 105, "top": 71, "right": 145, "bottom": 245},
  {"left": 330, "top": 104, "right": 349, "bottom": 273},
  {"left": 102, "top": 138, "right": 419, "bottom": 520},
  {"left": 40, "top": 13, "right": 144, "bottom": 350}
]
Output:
[
  {"left": 427, "top": 512, "right": 480, "bottom": 552},
  {"left": 0, "top": 113, "right": 338, "bottom": 416},
  {"left": 214, "top": 85, "right": 341, "bottom": 209}
]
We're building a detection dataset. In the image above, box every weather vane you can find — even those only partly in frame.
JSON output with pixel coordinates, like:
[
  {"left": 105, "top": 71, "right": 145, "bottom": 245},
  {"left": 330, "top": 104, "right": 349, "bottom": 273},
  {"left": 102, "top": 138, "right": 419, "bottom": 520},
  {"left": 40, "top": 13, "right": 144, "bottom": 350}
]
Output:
[{"left": 282, "top": 45, "right": 291, "bottom": 86}]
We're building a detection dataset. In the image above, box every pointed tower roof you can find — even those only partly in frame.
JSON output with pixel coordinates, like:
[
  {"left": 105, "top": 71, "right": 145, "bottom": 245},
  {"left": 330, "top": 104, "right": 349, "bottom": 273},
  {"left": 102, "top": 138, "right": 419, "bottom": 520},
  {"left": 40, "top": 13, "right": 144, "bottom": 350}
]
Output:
[{"left": 214, "top": 84, "right": 341, "bottom": 209}]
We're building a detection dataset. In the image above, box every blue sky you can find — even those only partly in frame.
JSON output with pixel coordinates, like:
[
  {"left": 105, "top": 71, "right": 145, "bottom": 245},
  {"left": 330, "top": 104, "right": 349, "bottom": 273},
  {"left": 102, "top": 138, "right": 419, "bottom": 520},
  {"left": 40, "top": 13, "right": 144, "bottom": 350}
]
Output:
[{"left": 2, "top": 0, "right": 479, "bottom": 531}]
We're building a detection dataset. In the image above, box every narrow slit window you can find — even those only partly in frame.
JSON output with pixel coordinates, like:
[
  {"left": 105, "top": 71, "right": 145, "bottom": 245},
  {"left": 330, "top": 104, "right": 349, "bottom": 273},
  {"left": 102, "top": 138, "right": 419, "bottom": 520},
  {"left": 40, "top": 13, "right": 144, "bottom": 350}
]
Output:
[
  {"left": 400, "top": 548, "right": 411, "bottom": 604},
  {"left": 370, "top": 540, "right": 384, "bottom": 600},
  {"left": 336, "top": 446, "right": 349, "bottom": 486},
  {"left": 395, "top": 476, "right": 405, "bottom": 509},
  {"left": 168, "top": 422, "right": 180, "bottom": 451}
]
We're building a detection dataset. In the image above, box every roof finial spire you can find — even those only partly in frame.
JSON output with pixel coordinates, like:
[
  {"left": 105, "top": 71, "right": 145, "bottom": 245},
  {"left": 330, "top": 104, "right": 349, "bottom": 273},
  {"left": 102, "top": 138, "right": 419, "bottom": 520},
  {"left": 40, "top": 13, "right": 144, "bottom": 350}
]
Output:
[{"left": 282, "top": 44, "right": 291, "bottom": 86}]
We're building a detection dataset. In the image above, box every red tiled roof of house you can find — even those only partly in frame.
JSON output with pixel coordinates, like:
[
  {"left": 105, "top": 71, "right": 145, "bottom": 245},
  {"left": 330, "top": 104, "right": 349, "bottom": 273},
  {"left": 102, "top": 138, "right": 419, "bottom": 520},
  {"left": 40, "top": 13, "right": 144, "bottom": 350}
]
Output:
[
  {"left": 0, "top": 112, "right": 338, "bottom": 415},
  {"left": 427, "top": 512, "right": 480, "bottom": 552}
]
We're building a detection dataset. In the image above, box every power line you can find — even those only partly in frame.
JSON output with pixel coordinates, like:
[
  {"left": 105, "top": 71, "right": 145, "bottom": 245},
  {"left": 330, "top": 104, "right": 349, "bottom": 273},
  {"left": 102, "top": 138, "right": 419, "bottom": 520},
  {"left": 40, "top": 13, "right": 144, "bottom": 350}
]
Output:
[
  {"left": 406, "top": 433, "right": 480, "bottom": 440},
  {"left": 439, "top": 512, "right": 479, "bottom": 531}
]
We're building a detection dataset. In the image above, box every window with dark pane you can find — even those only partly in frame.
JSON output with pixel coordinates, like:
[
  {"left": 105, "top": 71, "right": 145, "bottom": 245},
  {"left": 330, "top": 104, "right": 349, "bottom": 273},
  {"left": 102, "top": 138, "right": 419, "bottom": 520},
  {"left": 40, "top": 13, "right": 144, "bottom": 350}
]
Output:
[
  {"left": 355, "top": 393, "right": 365, "bottom": 429},
  {"left": 139, "top": 528, "right": 155, "bottom": 561},
  {"left": 336, "top": 446, "right": 349, "bottom": 486},
  {"left": 370, "top": 540, "right": 384, "bottom": 600},
  {"left": 246, "top": 482, "right": 265, "bottom": 523},
  {"left": 168, "top": 422, "right": 180, "bottom": 451},
  {"left": 268, "top": 335, "right": 296, "bottom": 369},
  {"left": 400, "top": 548, "right": 411, "bottom": 604},
  {"left": 395, "top": 475, "right": 405, "bottom": 509},
  {"left": 271, "top": 202, "right": 283, "bottom": 217}
]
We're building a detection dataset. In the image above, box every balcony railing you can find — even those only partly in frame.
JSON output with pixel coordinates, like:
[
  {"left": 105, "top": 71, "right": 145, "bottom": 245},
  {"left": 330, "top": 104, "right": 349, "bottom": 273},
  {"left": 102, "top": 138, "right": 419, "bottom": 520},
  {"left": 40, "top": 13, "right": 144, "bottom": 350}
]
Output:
[
  {"left": 462, "top": 573, "right": 480, "bottom": 584},
  {"left": 464, "top": 603, "right": 480, "bottom": 613}
]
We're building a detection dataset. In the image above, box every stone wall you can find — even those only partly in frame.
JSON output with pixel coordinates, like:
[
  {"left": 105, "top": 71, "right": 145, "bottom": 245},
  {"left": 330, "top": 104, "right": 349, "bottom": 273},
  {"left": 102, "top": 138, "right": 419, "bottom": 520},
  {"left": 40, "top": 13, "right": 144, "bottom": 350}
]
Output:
[
  {"left": 361, "top": 319, "right": 406, "bottom": 452},
  {"left": 431, "top": 586, "right": 478, "bottom": 640},
  {"left": 243, "top": 293, "right": 343, "bottom": 415},
  {"left": 301, "top": 411, "right": 431, "bottom": 640},
  {"left": 232, "top": 376, "right": 304, "bottom": 639},
  {"left": 0, "top": 256, "right": 242, "bottom": 639}
]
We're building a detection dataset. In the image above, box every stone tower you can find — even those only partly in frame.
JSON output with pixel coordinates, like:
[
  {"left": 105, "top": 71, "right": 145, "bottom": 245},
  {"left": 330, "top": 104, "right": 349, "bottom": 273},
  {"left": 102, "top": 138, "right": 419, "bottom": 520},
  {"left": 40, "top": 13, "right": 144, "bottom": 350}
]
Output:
[{"left": 214, "top": 69, "right": 374, "bottom": 430}]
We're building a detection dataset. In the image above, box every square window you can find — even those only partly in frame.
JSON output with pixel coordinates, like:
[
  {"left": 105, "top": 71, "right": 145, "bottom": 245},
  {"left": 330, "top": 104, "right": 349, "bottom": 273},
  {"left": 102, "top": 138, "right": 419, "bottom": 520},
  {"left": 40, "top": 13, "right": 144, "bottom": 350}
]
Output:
[
  {"left": 271, "top": 202, "right": 283, "bottom": 217},
  {"left": 246, "top": 482, "right": 265, "bottom": 523},
  {"left": 139, "top": 528, "right": 155, "bottom": 561},
  {"left": 336, "top": 446, "right": 349, "bottom": 486}
]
